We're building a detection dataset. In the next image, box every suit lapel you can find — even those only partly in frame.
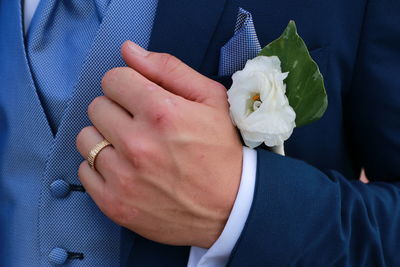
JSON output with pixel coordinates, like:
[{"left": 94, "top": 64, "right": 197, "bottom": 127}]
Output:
[{"left": 148, "top": 0, "right": 227, "bottom": 71}]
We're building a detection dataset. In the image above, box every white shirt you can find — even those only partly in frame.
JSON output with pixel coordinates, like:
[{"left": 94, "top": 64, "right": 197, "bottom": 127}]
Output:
[{"left": 23, "top": 1, "right": 257, "bottom": 266}]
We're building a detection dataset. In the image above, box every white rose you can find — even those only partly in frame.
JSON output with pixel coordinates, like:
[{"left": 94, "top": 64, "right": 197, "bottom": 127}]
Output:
[{"left": 227, "top": 56, "right": 296, "bottom": 149}]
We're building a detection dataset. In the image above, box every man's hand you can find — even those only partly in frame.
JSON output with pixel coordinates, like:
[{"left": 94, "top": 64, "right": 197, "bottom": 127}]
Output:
[{"left": 76, "top": 41, "right": 243, "bottom": 248}]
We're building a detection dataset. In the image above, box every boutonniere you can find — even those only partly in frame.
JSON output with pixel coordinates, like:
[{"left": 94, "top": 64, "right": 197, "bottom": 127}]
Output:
[{"left": 228, "top": 21, "right": 328, "bottom": 155}]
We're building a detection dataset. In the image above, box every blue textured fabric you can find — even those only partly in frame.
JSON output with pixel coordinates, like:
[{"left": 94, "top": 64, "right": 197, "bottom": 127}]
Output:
[
  {"left": 218, "top": 8, "right": 261, "bottom": 76},
  {"left": 26, "top": 0, "right": 110, "bottom": 133},
  {"left": 0, "top": 0, "right": 158, "bottom": 266}
]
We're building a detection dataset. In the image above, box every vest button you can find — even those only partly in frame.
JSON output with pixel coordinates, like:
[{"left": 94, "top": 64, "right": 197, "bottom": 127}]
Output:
[
  {"left": 50, "top": 180, "right": 70, "bottom": 198},
  {"left": 49, "top": 247, "right": 68, "bottom": 265}
]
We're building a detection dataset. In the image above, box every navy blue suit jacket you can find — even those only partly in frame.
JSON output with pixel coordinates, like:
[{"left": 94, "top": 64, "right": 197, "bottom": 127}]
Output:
[{"left": 126, "top": 0, "right": 400, "bottom": 266}]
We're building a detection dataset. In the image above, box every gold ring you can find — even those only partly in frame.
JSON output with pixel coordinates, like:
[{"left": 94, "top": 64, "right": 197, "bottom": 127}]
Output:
[{"left": 87, "top": 139, "right": 112, "bottom": 170}]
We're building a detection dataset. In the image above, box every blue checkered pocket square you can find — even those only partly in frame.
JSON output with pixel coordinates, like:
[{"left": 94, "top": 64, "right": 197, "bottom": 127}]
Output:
[{"left": 218, "top": 8, "right": 262, "bottom": 76}]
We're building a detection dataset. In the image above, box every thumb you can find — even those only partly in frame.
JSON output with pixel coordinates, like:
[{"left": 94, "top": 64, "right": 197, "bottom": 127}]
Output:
[{"left": 121, "top": 40, "right": 227, "bottom": 108}]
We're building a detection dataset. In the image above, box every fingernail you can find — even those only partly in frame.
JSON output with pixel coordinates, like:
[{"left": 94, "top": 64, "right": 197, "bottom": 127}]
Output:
[{"left": 126, "top": 41, "right": 149, "bottom": 56}]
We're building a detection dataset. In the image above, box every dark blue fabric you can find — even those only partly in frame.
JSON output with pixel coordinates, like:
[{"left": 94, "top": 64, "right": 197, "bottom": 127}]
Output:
[
  {"left": 151, "top": 0, "right": 400, "bottom": 265},
  {"left": 220, "top": 0, "right": 400, "bottom": 266},
  {"left": 147, "top": 0, "right": 227, "bottom": 72}
]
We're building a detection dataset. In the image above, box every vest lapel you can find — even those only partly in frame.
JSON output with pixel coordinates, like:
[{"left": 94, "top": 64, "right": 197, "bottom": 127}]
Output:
[
  {"left": 148, "top": 0, "right": 227, "bottom": 71},
  {"left": 44, "top": 0, "right": 227, "bottom": 265},
  {"left": 49, "top": 0, "right": 228, "bottom": 178},
  {"left": 0, "top": 0, "right": 54, "bottom": 143},
  {"left": 47, "top": 0, "right": 155, "bottom": 170},
  {"left": 39, "top": 0, "right": 158, "bottom": 264}
]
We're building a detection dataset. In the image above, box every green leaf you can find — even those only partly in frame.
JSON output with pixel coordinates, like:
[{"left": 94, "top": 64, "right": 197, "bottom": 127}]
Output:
[{"left": 258, "top": 21, "right": 328, "bottom": 127}]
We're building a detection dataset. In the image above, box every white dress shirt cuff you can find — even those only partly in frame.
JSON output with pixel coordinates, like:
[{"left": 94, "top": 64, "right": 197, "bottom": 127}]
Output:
[{"left": 187, "top": 147, "right": 257, "bottom": 267}]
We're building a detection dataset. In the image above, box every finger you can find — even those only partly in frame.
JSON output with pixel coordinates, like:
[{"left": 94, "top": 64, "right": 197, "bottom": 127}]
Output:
[
  {"left": 121, "top": 41, "right": 227, "bottom": 108},
  {"left": 76, "top": 126, "right": 109, "bottom": 159},
  {"left": 78, "top": 161, "right": 106, "bottom": 207},
  {"left": 101, "top": 67, "right": 183, "bottom": 116},
  {"left": 76, "top": 126, "right": 116, "bottom": 177},
  {"left": 87, "top": 96, "right": 135, "bottom": 151},
  {"left": 76, "top": 126, "right": 138, "bottom": 188}
]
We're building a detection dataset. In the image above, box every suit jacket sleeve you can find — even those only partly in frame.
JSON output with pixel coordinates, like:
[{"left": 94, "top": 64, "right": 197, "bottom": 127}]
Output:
[{"left": 228, "top": 0, "right": 400, "bottom": 266}]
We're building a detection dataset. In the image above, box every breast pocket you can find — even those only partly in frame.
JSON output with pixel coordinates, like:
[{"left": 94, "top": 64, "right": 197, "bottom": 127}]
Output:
[{"left": 210, "top": 46, "right": 329, "bottom": 90}]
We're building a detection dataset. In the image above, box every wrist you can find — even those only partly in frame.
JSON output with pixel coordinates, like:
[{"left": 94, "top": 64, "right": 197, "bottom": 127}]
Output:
[{"left": 195, "top": 154, "right": 243, "bottom": 248}]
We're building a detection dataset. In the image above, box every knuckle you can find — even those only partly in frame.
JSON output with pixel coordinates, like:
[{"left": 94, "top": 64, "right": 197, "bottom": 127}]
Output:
[
  {"left": 123, "top": 140, "right": 143, "bottom": 168},
  {"left": 102, "top": 67, "right": 128, "bottom": 86},
  {"left": 211, "top": 81, "right": 228, "bottom": 99},
  {"left": 101, "top": 68, "right": 118, "bottom": 89},
  {"left": 115, "top": 167, "right": 134, "bottom": 189},
  {"left": 118, "top": 129, "right": 135, "bottom": 149},
  {"left": 157, "top": 53, "right": 182, "bottom": 76},
  {"left": 123, "top": 140, "right": 153, "bottom": 169},
  {"left": 150, "top": 108, "right": 168, "bottom": 125},
  {"left": 76, "top": 126, "right": 91, "bottom": 149},
  {"left": 88, "top": 96, "right": 106, "bottom": 117},
  {"left": 102, "top": 67, "right": 138, "bottom": 97},
  {"left": 102, "top": 67, "right": 136, "bottom": 96},
  {"left": 214, "top": 81, "right": 227, "bottom": 93},
  {"left": 148, "top": 103, "right": 175, "bottom": 128}
]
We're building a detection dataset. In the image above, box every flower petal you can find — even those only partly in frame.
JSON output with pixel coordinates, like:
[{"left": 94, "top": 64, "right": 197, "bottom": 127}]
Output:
[{"left": 228, "top": 55, "right": 296, "bottom": 148}]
